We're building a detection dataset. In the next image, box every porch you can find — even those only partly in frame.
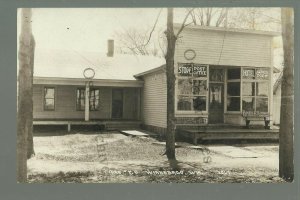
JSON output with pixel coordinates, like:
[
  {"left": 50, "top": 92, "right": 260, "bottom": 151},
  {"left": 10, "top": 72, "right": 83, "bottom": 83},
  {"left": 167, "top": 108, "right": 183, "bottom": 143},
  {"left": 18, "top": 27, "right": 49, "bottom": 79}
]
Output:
[
  {"left": 177, "top": 125, "right": 279, "bottom": 145},
  {"left": 33, "top": 119, "right": 142, "bottom": 132}
]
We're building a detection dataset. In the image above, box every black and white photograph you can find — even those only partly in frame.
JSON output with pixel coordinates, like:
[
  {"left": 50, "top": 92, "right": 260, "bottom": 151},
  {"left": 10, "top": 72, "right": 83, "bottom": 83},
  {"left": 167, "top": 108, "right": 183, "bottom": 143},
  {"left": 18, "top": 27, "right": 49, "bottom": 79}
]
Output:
[{"left": 17, "top": 7, "right": 294, "bottom": 183}]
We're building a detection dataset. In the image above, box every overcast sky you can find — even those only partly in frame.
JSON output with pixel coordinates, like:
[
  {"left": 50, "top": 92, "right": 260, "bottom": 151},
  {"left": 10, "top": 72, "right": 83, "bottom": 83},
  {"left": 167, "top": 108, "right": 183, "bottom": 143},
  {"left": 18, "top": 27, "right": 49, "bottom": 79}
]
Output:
[
  {"left": 17, "top": 8, "right": 282, "bottom": 53},
  {"left": 17, "top": 8, "right": 169, "bottom": 52}
]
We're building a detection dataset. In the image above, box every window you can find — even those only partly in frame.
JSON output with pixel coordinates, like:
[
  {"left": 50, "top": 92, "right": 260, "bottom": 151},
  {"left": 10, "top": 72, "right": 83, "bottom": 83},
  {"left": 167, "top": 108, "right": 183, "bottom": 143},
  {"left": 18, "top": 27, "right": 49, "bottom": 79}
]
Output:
[
  {"left": 226, "top": 68, "right": 241, "bottom": 111},
  {"left": 76, "top": 88, "right": 100, "bottom": 111},
  {"left": 177, "top": 63, "right": 208, "bottom": 112},
  {"left": 44, "top": 87, "right": 55, "bottom": 110},
  {"left": 242, "top": 68, "right": 269, "bottom": 113}
]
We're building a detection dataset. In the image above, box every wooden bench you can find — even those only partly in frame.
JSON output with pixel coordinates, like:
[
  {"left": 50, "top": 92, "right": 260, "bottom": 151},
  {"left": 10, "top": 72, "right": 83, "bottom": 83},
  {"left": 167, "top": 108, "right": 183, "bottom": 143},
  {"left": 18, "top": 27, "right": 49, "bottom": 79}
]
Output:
[{"left": 242, "top": 111, "right": 271, "bottom": 129}]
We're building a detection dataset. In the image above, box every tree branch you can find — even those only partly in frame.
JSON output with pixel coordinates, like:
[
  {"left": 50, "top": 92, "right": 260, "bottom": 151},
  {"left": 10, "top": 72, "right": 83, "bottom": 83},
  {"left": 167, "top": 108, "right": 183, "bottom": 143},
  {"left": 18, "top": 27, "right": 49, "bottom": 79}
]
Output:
[
  {"left": 176, "top": 8, "right": 195, "bottom": 38},
  {"left": 143, "top": 8, "right": 163, "bottom": 47}
]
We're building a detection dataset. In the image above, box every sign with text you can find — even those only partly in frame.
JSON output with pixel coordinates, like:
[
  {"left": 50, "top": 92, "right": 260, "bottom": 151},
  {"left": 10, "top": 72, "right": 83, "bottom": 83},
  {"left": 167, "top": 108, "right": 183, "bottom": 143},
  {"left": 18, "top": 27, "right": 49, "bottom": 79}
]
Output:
[
  {"left": 242, "top": 69, "right": 255, "bottom": 79},
  {"left": 178, "top": 64, "right": 207, "bottom": 77},
  {"left": 256, "top": 69, "right": 269, "bottom": 80}
]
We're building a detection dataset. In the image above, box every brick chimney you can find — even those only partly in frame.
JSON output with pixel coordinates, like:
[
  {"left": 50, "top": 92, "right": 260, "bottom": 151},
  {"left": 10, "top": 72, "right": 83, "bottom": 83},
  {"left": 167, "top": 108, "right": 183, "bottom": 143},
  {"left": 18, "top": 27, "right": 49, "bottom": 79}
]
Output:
[{"left": 107, "top": 39, "right": 114, "bottom": 57}]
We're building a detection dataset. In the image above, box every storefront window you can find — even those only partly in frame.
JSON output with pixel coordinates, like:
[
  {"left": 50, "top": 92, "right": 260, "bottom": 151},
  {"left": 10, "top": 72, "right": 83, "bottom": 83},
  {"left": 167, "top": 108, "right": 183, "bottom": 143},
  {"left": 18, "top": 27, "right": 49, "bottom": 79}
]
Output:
[
  {"left": 242, "top": 82, "right": 255, "bottom": 96},
  {"left": 256, "top": 82, "right": 269, "bottom": 97},
  {"left": 177, "top": 63, "right": 208, "bottom": 112},
  {"left": 256, "top": 98, "right": 268, "bottom": 112},
  {"left": 242, "top": 97, "right": 255, "bottom": 111},
  {"left": 227, "top": 68, "right": 241, "bottom": 80},
  {"left": 226, "top": 68, "right": 241, "bottom": 111},
  {"left": 242, "top": 68, "right": 270, "bottom": 113},
  {"left": 210, "top": 68, "right": 224, "bottom": 82}
]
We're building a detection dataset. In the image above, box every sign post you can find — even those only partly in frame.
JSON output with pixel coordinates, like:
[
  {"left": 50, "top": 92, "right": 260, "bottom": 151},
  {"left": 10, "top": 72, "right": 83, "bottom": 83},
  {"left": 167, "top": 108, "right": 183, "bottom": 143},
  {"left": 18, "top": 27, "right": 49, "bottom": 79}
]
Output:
[{"left": 83, "top": 68, "right": 95, "bottom": 122}]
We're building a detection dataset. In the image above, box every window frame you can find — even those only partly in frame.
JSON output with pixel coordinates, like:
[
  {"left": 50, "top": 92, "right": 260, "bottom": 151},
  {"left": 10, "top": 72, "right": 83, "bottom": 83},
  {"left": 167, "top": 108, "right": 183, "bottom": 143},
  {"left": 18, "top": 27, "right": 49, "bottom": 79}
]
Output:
[
  {"left": 176, "top": 63, "right": 209, "bottom": 114},
  {"left": 76, "top": 88, "right": 100, "bottom": 111},
  {"left": 43, "top": 87, "right": 55, "bottom": 111},
  {"left": 241, "top": 67, "right": 270, "bottom": 113},
  {"left": 225, "top": 67, "right": 241, "bottom": 113}
]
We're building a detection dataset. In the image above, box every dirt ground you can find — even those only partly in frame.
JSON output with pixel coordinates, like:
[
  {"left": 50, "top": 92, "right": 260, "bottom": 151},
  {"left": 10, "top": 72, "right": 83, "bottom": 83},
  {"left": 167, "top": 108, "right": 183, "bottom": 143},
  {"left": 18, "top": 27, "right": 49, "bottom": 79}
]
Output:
[{"left": 27, "top": 131, "right": 285, "bottom": 183}]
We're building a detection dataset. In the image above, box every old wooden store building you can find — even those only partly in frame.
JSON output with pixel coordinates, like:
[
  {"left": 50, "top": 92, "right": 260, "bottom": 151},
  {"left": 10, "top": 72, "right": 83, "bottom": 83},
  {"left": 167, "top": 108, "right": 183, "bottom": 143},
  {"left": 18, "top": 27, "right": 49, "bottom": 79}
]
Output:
[{"left": 32, "top": 24, "right": 280, "bottom": 142}]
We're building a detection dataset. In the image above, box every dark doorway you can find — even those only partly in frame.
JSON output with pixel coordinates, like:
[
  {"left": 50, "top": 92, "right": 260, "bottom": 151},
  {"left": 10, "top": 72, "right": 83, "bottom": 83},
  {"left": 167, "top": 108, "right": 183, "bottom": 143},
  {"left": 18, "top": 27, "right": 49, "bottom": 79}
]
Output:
[
  {"left": 209, "top": 83, "right": 224, "bottom": 123},
  {"left": 208, "top": 67, "right": 225, "bottom": 124},
  {"left": 112, "top": 89, "right": 123, "bottom": 119}
]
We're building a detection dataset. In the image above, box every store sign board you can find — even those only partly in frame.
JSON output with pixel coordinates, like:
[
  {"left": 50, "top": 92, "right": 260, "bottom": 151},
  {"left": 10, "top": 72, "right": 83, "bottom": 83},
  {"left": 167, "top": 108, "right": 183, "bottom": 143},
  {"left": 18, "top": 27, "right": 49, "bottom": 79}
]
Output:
[
  {"left": 242, "top": 69, "right": 255, "bottom": 79},
  {"left": 256, "top": 69, "right": 269, "bottom": 79},
  {"left": 178, "top": 64, "right": 207, "bottom": 77}
]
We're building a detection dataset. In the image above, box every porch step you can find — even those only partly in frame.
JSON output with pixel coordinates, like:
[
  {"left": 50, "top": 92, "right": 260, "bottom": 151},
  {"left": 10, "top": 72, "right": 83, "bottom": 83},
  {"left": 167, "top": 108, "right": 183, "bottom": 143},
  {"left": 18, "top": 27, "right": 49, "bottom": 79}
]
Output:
[{"left": 177, "top": 128, "right": 279, "bottom": 144}]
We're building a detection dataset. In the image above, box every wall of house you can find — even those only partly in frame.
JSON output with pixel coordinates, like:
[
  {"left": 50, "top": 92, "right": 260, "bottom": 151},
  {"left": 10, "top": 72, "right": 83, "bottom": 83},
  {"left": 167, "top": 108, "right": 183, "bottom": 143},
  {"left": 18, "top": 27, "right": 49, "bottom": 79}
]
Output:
[
  {"left": 175, "top": 28, "right": 272, "bottom": 67},
  {"left": 33, "top": 85, "right": 139, "bottom": 120},
  {"left": 141, "top": 70, "right": 167, "bottom": 131},
  {"left": 172, "top": 28, "right": 274, "bottom": 126}
]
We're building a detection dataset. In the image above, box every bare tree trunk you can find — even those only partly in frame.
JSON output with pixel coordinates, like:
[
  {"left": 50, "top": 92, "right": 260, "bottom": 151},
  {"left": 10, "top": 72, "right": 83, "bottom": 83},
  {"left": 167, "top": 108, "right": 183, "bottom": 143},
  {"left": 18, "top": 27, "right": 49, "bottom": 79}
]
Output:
[
  {"left": 279, "top": 7, "right": 294, "bottom": 182},
  {"left": 17, "top": 8, "right": 34, "bottom": 183},
  {"left": 165, "top": 8, "right": 176, "bottom": 160},
  {"left": 27, "top": 35, "right": 35, "bottom": 159}
]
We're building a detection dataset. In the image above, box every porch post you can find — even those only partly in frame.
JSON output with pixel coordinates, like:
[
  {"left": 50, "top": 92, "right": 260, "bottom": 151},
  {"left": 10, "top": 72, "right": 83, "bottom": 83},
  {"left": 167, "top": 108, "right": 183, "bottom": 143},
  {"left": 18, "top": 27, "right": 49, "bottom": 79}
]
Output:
[{"left": 85, "top": 82, "right": 90, "bottom": 121}]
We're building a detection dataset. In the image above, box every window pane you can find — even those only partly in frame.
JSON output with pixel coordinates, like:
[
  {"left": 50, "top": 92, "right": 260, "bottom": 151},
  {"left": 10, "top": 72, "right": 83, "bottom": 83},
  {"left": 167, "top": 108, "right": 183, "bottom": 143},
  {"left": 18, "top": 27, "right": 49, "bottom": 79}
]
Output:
[
  {"left": 80, "top": 99, "right": 85, "bottom": 110},
  {"left": 193, "top": 96, "right": 206, "bottom": 111},
  {"left": 227, "top": 82, "right": 240, "bottom": 96},
  {"left": 210, "top": 69, "right": 224, "bottom": 82},
  {"left": 242, "top": 82, "right": 255, "bottom": 96},
  {"left": 177, "top": 96, "right": 192, "bottom": 111},
  {"left": 193, "top": 80, "right": 207, "bottom": 95},
  {"left": 178, "top": 79, "right": 192, "bottom": 95},
  {"left": 256, "top": 98, "right": 268, "bottom": 113},
  {"left": 242, "top": 69, "right": 255, "bottom": 79},
  {"left": 89, "top": 90, "right": 100, "bottom": 111},
  {"left": 45, "top": 99, "right": 54, "bottom": 110},
  {"left": 77, "top": 89, "right": 85, "bottom": 99},
  {"left": 242, "top": 97, "right": 255, "bottom": 111},
  {"left": 227, "top": 68, "right": 241, "bottom": 80},
  {"left": 227, "top": 97, "right": 240, "bottom": 111},
  {"left": 45, "top": 88, "right": 54, "bottom": 98},
  {"left": 256, "top": 82, "right": 269, "bottom": 97}
]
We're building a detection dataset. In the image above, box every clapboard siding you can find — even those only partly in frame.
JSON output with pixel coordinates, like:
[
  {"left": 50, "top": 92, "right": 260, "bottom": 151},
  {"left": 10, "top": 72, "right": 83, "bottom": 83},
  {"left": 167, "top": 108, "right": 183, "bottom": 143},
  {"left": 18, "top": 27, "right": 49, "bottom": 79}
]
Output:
[
  {"left": 33, "top": 85, "right": 139, "bottom": 120},
  {"left": 142, "top": 71, "right": 167, "bottom": 128},
  {"left": 175, "top": 29, "right": 272, "bottom": 67}
]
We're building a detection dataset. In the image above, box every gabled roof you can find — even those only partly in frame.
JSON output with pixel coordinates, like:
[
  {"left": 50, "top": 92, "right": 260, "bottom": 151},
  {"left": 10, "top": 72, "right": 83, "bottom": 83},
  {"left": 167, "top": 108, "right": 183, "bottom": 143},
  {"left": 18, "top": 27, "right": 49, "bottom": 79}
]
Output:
[{"left": 33, "top": 48, "right": 165, "bottom": 81}]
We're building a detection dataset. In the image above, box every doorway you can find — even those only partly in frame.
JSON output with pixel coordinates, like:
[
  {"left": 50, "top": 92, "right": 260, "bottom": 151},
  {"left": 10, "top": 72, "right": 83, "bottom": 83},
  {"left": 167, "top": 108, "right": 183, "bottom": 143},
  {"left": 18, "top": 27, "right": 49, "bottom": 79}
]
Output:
[
  {"left": 112, "top": 89, "right": 123, "bottom": 119},
  {"left": 208, "top": 68, "right": 224, "bottom": 124}
]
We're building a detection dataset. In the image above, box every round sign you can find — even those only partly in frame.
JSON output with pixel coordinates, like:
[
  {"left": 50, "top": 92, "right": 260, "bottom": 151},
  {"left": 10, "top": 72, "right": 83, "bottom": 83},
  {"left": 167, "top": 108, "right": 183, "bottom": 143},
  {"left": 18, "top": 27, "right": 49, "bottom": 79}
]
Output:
[
  {"left": 184, "top": 49, "right": 196, "bottom": 60},
  {"left": 83, "top": 67, "right": 95, "bottom": 79}
]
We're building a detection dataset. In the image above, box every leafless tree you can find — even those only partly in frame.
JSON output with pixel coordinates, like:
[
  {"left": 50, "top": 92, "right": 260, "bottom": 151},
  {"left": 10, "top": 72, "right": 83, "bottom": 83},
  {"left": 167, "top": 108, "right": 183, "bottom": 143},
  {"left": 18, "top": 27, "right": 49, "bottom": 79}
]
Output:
[
  {"left": 114, "top": 9, "right": 164, "bottom": 57},
  {"left": 17, "top": 8, "right": 35, "bottom": 182},
  {"left": 191, "top": 8, "right": 228, "bottom": 27},
  {"left": 165, "top": 8, "right": 194, "bottom": 162},
  {"left": 279, "top": 7, "right": 294, "bottom": 182}
]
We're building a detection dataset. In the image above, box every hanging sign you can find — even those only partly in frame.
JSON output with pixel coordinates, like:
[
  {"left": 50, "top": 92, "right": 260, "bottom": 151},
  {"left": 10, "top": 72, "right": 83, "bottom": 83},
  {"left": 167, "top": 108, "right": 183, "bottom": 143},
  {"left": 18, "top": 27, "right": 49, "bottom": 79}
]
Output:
[{"left": 178, "top": 64, "right": 207, "bottom": 77}]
